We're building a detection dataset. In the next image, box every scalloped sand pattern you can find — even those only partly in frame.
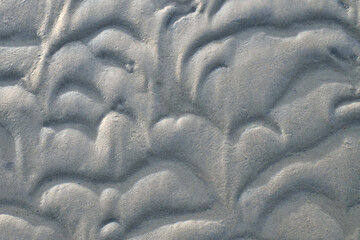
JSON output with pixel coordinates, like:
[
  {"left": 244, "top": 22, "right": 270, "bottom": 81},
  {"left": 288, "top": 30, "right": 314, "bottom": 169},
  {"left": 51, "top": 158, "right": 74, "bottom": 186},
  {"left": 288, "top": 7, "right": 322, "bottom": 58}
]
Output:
[{"left": 1, "top": 0, "right": 360, "bottom": 239}]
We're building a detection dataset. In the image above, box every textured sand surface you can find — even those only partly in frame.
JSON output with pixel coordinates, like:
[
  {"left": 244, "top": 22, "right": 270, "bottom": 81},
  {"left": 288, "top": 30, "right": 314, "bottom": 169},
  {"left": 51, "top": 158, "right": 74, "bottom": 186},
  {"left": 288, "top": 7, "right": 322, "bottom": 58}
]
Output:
[{"left": 1, "top": 0, "right": 360, "bottom": 239}]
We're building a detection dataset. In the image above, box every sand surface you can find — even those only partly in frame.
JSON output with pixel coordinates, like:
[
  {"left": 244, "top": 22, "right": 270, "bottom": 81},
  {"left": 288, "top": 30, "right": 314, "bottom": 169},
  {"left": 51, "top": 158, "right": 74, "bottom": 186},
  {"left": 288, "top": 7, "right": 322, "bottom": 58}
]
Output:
[{"left": 1, "top": 0, "right": 360, "bottom": 239}]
